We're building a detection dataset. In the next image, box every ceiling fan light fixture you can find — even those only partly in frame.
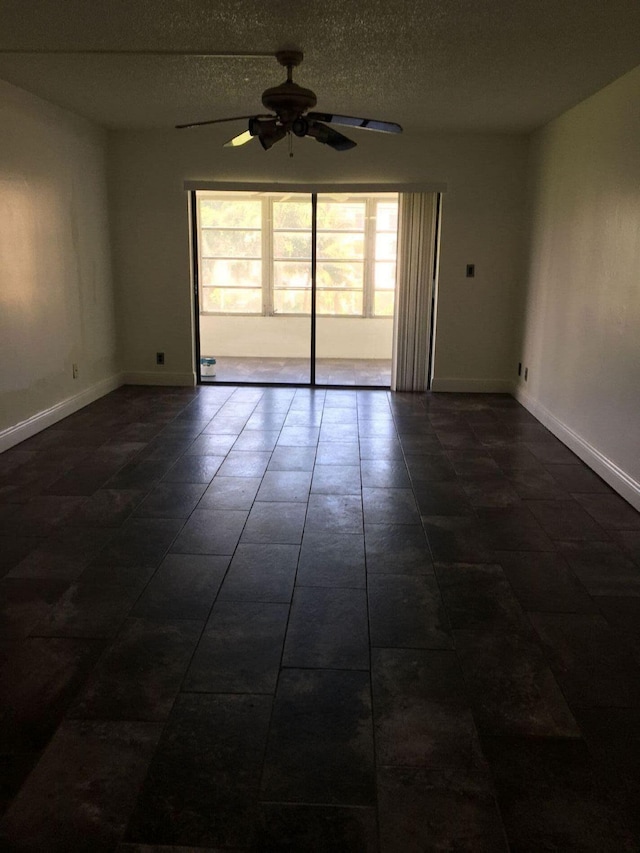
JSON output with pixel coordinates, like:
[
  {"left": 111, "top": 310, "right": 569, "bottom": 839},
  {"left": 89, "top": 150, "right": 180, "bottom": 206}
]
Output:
[
  {"left": 292, "top": 117, "right": 308, "bottom": 137},
  {"left": 257, "top": 122, "right": 287, "bottom": 150}
]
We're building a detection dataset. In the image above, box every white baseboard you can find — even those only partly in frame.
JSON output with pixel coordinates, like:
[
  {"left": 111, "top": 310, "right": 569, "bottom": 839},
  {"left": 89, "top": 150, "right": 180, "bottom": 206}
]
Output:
[
  {"left": 430, "top": 378, "right": 515, "bottom": 393},
  {"left": 121, "top": 371, "right": 196, "bottom": 387},
  {"left": 0, "top": 373, "right": 124, "bottom": 453},
  {"left": 515, "top": 386, "right": 640, "bottom": 512}
]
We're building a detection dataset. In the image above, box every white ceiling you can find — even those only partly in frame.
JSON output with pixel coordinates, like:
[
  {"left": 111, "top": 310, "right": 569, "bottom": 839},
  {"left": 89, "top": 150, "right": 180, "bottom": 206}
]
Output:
[{"left": 1, "top": 0, "right": 639, "bottom": 134}]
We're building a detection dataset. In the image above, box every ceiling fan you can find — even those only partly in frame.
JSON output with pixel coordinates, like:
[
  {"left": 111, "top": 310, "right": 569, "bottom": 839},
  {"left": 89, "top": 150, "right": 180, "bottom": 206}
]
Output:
[{"left": 175, "top": 50, "right": 402, "bottom": 153}]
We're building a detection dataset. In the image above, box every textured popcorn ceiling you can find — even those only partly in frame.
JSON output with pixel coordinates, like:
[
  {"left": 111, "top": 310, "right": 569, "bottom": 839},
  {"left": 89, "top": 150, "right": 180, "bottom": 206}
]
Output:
[{"left": 0, "top": 0, "right": 639, "bottom": 132}]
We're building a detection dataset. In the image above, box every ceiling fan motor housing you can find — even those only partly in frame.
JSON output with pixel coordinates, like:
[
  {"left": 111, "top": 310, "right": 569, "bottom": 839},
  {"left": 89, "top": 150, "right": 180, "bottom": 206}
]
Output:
[{"left": 261, "top": 81, "right": 317, "bottom": 123}]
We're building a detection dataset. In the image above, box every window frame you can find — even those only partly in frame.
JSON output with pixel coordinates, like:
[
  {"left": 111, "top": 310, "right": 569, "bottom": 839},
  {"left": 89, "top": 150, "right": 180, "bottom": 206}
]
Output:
[{"left": 196, "top": 191, "right": 397, "bottom": 319}]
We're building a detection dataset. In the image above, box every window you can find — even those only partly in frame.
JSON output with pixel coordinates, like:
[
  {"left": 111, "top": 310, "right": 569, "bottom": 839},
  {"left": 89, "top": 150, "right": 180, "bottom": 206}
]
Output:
[
  {"left": 197, "top": 192, "right": 398, "bottom": 317},
  {"left": 374, "top": 200, "right": 399, "bottom": 317},
  {"left": 199, "top": 197, "right": 263, "bottom": 314},
  {"left": 316, "top": 197, "right": 365, "bottom": 316},
  {"left": 272, "top": 198, "right": 312, "bottom": 314}
]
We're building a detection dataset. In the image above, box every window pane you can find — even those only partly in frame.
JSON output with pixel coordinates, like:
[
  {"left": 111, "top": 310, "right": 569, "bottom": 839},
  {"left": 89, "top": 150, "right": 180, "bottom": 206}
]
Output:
[
  {"left": 200, "top": 199, "right": 261, "bottom": 228},
  {"left": 317, "top": 201, "right": 365, "bottom": 231},
  {"left": 317, "top": 290, "right": 363, "bottom": 315},
  {"left": 376, "top": 201, "right": 398, "bottom": 231},
  {"left": 273, "top": 261, "right": 311, "bottom": 289},
  {"left": 317, "top": 261, "right": 363, "bottom": 290},
  {"left": 201, "top": 259, "right": 261, "bottom": 288},
  {"left": 202, "top": 287, "right": 262, "bottom": 313},
  {"left": 273, "top": 201, "right": 312, "bottom": 229},
  {"left": 274, "top": 289, "right": 311, "bottom": 314},
  {"left": 273, "top": 232, "right": 312, "bottom": 259},
  {"left": 375, "top": 232, "right": 397, "bottom": 261},
  {"left": 375, "top": 261, "right": 396, "bottom": 290},
  {"left": 317, "top": 233, "right": 365, "bottom": 260},
  {"left": 201, "top": 229, "right": 261, "bottom": 258},
  {"left": 374, "top": 291, "right": 395, "bottom": 316}
]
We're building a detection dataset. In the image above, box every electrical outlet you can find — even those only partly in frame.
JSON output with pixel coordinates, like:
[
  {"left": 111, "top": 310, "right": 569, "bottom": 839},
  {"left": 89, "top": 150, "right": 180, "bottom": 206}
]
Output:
[
  {"left": 518, "top": 362, "right": 522, "bottom": 377},
  {"left": 524, "top": 367, "right": 528, "bottom": 381},
  {"left": 156, "top": 352, "right": 165, "bottom": 366},
  {"left": 72, "top": 363, "right": 79, "bottom": 379}
]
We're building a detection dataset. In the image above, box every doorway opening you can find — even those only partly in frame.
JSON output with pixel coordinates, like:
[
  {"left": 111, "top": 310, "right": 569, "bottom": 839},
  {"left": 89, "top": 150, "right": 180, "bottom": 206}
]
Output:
[{"left": 192, "top": 190, "right": 398, "bottom": 388}]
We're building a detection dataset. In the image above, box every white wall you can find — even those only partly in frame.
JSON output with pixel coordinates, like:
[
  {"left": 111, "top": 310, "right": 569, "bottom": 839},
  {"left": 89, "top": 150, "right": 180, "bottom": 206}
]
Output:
[
  {"left": 200, "top": 316, "right": 393, "bottom": 359},
  {"left": 518, "top": 65, "right": 640, "bottom": 508},
  {"left": 0, "top": 80, "right": 119, "bottom": 446},
  {"left": 108, "top": 128, "right": 528, "bottom": 390}
]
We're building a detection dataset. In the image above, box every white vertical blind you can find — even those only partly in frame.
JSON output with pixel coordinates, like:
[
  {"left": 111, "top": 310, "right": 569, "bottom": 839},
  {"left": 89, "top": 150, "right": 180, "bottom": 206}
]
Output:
[{"left": 391, "top": 192, "right": 438, "bottom": 392}]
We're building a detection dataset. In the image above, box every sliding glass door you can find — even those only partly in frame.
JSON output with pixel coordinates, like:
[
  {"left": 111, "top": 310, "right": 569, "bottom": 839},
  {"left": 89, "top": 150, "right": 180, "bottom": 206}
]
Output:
[
  {"left": 194, "top": 190, "right": 398, "bottom": 387},
  {"left": 314, "top": 193, "right": 396, "bottom": 386},
  {"left": 195, "top": 192, "right": 311, "bottom": 384}
]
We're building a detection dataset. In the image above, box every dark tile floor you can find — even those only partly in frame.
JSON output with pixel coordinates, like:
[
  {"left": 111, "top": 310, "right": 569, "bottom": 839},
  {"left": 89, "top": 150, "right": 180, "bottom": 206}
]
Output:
[{"left": 1, "top": 385, "right": 640, "bottom": 851}]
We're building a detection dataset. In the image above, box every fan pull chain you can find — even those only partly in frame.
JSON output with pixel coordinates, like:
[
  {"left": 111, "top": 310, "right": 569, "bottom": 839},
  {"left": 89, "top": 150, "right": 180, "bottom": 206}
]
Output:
[{"left": 288, "top": 131, "right": 293, "bottom": 158}]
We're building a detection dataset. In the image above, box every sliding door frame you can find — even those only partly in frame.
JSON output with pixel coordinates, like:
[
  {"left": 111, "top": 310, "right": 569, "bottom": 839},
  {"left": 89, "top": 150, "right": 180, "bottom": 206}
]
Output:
[
  {"left": 190, "top": 184, "right": 446, "bottom": 389},
  {"left": 190, "top": 191, "right": 204, "bottom": 385},
  {"left": 310, "top": 192, "right": 318, "bottom": 386},
  {"left": 427, "top": 193, "right": 443, "bottom": 390}
]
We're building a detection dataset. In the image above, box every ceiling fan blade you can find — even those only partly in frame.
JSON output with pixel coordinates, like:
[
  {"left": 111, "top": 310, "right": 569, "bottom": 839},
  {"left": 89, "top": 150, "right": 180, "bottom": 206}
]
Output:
[
  {"left": 306, "top": 121, "right": 356, "bottom": 152},
  {"left": 307, "top": 113, "right": 402, "bottom": 134},
  {"left": 175, "top": 114, "right": 270, "bottom": 130},
  {"left": 223, "top": 129, "right": 256, "bottom": 148}
]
